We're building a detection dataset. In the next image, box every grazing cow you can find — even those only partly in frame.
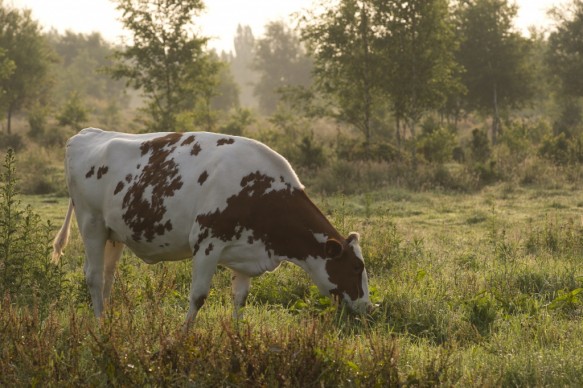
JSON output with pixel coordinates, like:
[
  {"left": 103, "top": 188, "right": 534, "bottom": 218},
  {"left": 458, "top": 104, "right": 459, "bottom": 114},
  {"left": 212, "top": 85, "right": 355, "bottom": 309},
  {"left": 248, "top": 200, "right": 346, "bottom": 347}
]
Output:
[{"left": 52, "top": 128, "right": 371, "bottom": 324}]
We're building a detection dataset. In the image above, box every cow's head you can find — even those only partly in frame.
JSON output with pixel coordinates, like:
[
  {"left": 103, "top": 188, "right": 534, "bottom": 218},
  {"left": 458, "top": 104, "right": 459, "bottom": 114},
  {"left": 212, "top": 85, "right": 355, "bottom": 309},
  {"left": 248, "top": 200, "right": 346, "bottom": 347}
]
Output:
[{"left": 305, "top": 232, "right": 371, "bottom": 313}]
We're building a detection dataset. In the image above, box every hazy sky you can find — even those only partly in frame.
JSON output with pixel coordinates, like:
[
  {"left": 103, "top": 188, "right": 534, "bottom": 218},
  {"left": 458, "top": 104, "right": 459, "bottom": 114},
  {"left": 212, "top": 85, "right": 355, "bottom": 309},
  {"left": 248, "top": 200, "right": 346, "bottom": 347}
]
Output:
[{"left": 9, "top": 0, "right": 567, "bottom": 53}]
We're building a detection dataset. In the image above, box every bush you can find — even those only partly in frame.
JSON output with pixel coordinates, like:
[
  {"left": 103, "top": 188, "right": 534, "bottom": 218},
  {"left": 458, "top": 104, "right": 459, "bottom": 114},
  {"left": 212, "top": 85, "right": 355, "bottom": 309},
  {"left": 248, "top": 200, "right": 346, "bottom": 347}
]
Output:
[
  {"left": 417, "top": 126, "right": 457, "bottom": 164},
  {"left": 470, "top": 128, "right": 491, "bottom": 163},
  {"left": 539, "top": 133, "right": 571, "bottom": 165},
  {"left": 0, "top": 133, "right": 24, "bottom": 152},
  {"left": 219, "top": 108, "right": 254, "bottom": 136},
  {"left": 16, "top": 146, "right": 65, "bottom": 195},
  {"left": 27, "top": 104, "right": 50, "bottom": 140},
  {"left": 0, "top": 150, "right": 65, "bottom": 316},
  {"left": 295, "top": 134, "right": 326, "bottom": 169}
]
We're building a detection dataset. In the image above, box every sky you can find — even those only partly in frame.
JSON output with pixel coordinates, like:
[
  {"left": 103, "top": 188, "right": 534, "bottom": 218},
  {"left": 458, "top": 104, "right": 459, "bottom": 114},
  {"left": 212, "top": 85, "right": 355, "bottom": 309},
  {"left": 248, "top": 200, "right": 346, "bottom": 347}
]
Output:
[{"left": 9, "top": 0, "right": 567, "bottom": 53}]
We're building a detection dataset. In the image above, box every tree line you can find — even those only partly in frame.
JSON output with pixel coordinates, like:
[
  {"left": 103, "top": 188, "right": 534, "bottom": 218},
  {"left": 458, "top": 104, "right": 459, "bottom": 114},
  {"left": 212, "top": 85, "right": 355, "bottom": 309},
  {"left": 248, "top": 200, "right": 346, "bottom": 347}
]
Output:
[{"left": 2, "top": 0, "right": 583, "bottom": 173}]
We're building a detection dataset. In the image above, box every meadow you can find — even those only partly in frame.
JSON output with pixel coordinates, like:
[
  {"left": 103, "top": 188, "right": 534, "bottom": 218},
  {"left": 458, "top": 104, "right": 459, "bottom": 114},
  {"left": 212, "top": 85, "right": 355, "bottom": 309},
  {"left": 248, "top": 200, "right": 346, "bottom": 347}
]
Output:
[{"left": 2, "top": 150, "right": 583, "bottom": 386}]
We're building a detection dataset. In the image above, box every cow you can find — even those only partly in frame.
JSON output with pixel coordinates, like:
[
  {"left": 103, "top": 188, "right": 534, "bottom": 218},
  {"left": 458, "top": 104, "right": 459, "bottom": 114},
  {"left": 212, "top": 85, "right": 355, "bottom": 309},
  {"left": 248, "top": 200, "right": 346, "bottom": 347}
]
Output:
[{"left": 52, "top": 128, "right": 371, "bottom": 325}]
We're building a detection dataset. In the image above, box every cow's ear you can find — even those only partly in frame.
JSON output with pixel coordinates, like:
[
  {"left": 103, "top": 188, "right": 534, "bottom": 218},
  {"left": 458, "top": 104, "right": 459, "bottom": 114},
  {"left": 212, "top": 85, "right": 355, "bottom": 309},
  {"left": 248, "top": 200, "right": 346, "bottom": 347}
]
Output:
[
  {"left": 347, "top": 232, "right": 360, "bottom": 244},
  {"left": 325, "top": 238, "right": 343, "bottom": 259}
]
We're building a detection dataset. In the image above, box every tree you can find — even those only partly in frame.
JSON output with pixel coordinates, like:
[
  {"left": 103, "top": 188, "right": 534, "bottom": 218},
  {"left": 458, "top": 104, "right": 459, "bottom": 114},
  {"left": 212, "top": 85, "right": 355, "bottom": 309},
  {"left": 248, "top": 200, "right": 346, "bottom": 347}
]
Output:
[
  {"left": 253, "top": 21, "right": 312, "bottom": 115},
  {"left": 110, "top": 0, "right": 214, "bottom": 132},
  {"left": 0, "top": 48, "right": 14, "bottom": 83},
  {"left": 374, "top": 0, "right": 462, "bottom": 157},
  {"left": 211, "top": 54, "right": 240, "bottom": 112},
  {"left": 48, "top": 31, "right": 127, "bottom": 106},
  {"left": 301, "top": 0, "right": 381, "bottom": 149},
  {"left": 547, "top": 1, "right": 583, "bottom": 137},
  {"left": 231, "top": 24, "right": 259, "bottom": 108},
  {"left": 0, "top": 1, "right": 55, "bottom": 133},
  {"left": 0, "top": 49, "right": 15, "bottom": 109},
  {"left": 302, "top": 0, "right": 461, "bottom": 155},
  {"left": 547, "top": 1, "right": 583, "bottom": 97},
  {"left": 456, "top": 0, "right": 535, "bottom": 144},
  {"left": 57, "top": 92, "right": 88, "bottom": 130}
]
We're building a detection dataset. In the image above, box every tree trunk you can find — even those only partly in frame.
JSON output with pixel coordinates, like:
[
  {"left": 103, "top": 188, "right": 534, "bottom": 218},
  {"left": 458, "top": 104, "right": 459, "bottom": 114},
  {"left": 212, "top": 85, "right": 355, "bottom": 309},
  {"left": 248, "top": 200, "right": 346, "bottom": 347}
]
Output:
[
  {"left": 395, "top": 116, "right": 401, "bottom": 150},
  {"left": 6, "top": 107, "right": 12, "bottom": 134},
  {"left": 492, "top": 83, "right": 500, "bottom": 145},
  {"left": 410, "top": 117, "right": 417, "bottom": 170}
]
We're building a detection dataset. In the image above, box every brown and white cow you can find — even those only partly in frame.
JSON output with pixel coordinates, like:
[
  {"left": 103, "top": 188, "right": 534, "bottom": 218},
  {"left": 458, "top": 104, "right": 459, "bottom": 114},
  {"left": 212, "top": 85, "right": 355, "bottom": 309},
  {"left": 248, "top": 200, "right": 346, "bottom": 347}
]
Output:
[{"left": 52, "top": 128, "right": 371, "bottom": 324}]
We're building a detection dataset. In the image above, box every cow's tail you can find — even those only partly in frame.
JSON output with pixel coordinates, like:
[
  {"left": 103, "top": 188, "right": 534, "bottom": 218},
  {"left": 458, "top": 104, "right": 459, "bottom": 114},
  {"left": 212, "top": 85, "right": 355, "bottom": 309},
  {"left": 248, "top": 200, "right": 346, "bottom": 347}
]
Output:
[{"left": 52, "top": 199, "right": 75, "bottom": 264}]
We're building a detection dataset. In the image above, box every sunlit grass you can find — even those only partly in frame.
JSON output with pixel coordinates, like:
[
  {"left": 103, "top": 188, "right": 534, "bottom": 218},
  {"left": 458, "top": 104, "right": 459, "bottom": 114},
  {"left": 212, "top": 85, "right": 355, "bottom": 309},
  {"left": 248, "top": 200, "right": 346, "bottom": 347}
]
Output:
[{"left": 2, "top": 184, "right": 582, "bottom": 385}]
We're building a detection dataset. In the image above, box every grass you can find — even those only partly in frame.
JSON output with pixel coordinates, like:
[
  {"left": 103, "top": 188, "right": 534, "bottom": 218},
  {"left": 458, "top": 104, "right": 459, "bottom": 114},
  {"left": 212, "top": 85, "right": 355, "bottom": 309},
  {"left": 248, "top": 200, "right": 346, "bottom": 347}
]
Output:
[{"left": 2, "top": 183, "right": 583, "bottom": 386}]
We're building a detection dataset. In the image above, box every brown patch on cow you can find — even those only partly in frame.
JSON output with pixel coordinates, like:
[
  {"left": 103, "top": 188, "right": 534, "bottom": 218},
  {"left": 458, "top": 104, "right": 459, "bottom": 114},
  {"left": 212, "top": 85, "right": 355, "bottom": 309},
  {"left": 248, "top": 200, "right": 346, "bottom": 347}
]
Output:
[
  {"left": 125, "top": 174, "right": 132, "bottom": 183},
  {"left": 191, "top": 142, "right": 202, "bottom": 156},
  {"left": 136, "top": 164, "right": 141, "bottom": 169},
  {"left": 205, "top": 243, "right": 214, "bottom": 255},
  {"left": 97, "top": 165, "right": 109, "bottom": 179},
  {"left": 181, "top": 135, "right": 196, "bottom": 146},
  {"left": 216, "top": 138, "right": 235, "bottom": 146},
  {"left": 326, "top": 243, "right": 365, "bottom": 301},
  {"left": 198, "top": 171, "right": 208, "bottom": 185},
  {"left": 195, "top": 171, "right": 365, "bottom": 300},
  {"left": 196, "top": 171, "right": 336, "bottom": 261},
  {"left": 85, "top": 166, "right": 95, "bottom": 178},
  {"left": 122, "top": 133, "right": 184, "bottom": 242},
  {"left": 114, "top": 181, "right": 124, "bottom": 195},
  {"left": 193, "top": 229, "right": 209, "bottom": 256}
]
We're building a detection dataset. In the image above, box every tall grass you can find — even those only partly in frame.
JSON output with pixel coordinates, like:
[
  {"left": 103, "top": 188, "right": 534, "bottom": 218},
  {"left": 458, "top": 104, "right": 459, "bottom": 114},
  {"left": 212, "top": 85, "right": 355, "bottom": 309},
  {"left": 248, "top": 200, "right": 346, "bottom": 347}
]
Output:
[{"left": 1, "top": 151, "right": 583, "bottom": 386}]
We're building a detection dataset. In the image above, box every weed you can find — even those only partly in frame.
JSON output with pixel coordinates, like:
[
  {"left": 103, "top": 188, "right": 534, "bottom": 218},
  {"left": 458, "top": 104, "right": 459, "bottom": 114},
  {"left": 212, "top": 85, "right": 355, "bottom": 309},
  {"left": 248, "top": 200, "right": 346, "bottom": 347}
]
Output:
[{"left": 0, "top": 150, "right": 66, "bottom": 317}]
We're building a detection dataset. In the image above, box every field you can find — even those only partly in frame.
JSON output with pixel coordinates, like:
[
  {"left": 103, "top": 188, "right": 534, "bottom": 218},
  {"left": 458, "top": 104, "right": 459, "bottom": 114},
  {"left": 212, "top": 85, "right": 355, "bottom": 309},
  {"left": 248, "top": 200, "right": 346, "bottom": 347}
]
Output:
[{"left": 1, "top": 179, "right": 582, "bottom": 386}]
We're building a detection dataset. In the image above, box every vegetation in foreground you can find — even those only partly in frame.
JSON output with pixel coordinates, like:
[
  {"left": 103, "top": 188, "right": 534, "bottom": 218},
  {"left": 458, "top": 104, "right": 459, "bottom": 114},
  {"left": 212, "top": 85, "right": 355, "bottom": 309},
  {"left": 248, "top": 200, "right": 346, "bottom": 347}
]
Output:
[{"left": 1, "top": 151, "right": 582, "bottom": 386}]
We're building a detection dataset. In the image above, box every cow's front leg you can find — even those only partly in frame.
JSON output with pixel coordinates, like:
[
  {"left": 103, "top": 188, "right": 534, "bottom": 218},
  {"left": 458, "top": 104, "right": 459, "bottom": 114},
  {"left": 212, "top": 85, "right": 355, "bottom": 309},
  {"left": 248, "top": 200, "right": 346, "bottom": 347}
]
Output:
[
  {"left": 185, "top": 251, "right": 219, "bottom": 326},
  {"left": 231, "top": 271, "right": 251, "bottom": 320}
]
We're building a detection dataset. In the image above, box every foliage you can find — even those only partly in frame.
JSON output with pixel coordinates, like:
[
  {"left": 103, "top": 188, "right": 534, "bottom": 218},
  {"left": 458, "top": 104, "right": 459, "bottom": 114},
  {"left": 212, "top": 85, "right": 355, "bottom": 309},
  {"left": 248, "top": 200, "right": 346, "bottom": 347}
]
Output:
[
  {"left": 538, "top": 132, "right": 583, "bottom": 165},
  {"left": 418, "top": 125, "right": 457, "bottom": 164},
  {"left": 253, "top": 21, "right": 312, "bottom": 115},
  {"left": 470, "top": 128, "right": 491, "bottom": 162},
  {"left": 0, "top": 47, "right": 15, "bottom": 97},
  {"left": 547, "top": 0, "right": 583, "bottom": 98},
  {"left": 219, "top": 108, "right": 254, "bottom": 136},
  {"left": 0, "top": 0, "right": 55, "bottom": 133},
  {"left": 230, "top": 24, "right": 259, "bottom": 108},
  {"left": 455, "top": 0, "right": 536, "bottom": 143},
  {"left": 0, "top": 132, "right": 23, "bottom": 151},
  {"left": 47, "top": 31, "right": 128, "bottom": 110},
  {"left": 301, "top": 0, "right": 382, "bottom": 148},
  {"left": 0, "top": 150, "right": 64, "bottom": 316},
  {"left": 57, "top": 92, "right": 88, "bottom": 130},
  {"left": 209, "top": 54, "right": 240, "bottom": 112},
  {"left": 109, "top": 0, "right": 214, "bottom": 132},
  {"left": 376, "top": 0, "right": 463, "bottom": 142}
]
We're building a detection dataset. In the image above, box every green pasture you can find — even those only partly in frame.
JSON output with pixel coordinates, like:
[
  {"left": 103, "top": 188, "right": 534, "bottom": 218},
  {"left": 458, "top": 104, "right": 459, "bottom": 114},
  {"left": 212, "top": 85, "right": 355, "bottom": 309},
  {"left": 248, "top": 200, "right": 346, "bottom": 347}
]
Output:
[{"left": 2, "top": 183, "right": 582, "bottom": 386}]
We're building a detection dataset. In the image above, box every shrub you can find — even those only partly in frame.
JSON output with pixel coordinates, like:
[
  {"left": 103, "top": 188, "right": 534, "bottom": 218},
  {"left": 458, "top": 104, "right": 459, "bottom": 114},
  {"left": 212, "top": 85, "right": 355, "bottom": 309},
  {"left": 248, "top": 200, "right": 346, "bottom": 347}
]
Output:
[
  {"left": 0, "top": 150, "right": 65, "bottom": 316},
  {"left": 0, "top": 133, "right": 24, "bottom": 152},
  {"left": 219, "top": 108, "right": 255, "bottom": 136},
  {"left": 470, "top": 128, "right": 491, "bottom": 163},
  {"left": 539, "top": 133, "right": 571, "bottom": 165},
  {"left": 27, "top": 103, "right": 50, "bottom": 140},
  {"left": 418, "top": 126, "right": 457, "bottom": 164},
  {"left": 295, "top": 134, "right": 326, "bottom": 169}
]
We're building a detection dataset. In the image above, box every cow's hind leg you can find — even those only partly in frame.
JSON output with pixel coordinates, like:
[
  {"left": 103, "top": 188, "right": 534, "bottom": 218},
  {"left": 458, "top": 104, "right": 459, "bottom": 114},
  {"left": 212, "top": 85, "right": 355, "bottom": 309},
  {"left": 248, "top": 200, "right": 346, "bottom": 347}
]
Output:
[
  {"left": 79, "top": 216, "right": 108, "bottom": 317},
  {"left": 103, "top": 240, "right": 124, "bottom": 302},
  {"left": 185, "top": 251, "right": 219, "bottom": 326},
  {"left": 231, "top": 271, "right": 251, "bottom": 319}
]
